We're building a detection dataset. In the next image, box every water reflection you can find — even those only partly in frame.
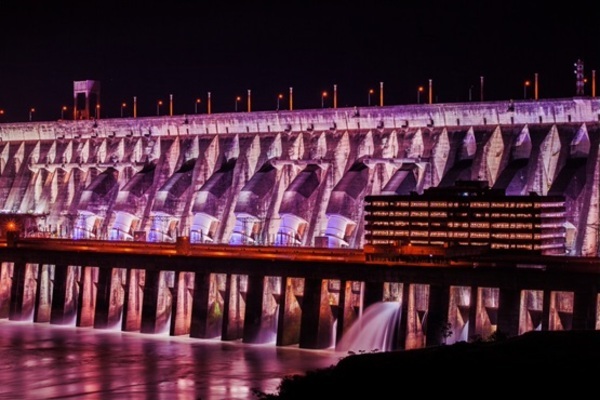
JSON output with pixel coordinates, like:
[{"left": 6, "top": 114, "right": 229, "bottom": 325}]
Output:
[{"left": 0, "top": 320, "right": 343, "bottom": 399}]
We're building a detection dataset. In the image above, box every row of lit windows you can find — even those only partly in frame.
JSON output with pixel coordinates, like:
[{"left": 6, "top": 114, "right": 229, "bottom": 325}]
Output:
[
  {"left": 370, "top": 230, "right": 566, "bottom": 240},
  {"left": 539, "top": 232, "right": 567, "bottom": 239},
  {"left": 540, "top": 202, "right": 566, "bottom": 208},
  {"left": 368, "top": 238, "right": 565, "bottom": 250},
  {"left": 368, "top": 211, "right": 564, "bottom": 220},
  {"left": 422, "top": 208, "right": 563, "bottom": 217},
  {"left": 367, "top": 220, "right": 564, "bottom": 230},
  {"left": 370, "top": 211, "right": 411, "bottom": 217},
  {"left": 399, "top": 201, "right": 555, "bottom": 209},
  {"left": 541, "top": 212, "right": 567, "bottom": 218},
  {"left": 430, "top": 211, "right": 447, "bottom": 217},
  {"left": 368, "top": 229, "right": 565, "bottom": 239},
  {"left": 368, "top": 200, "right": 565, "bottom": 209},
  {"left": 368, "top": 221, "right": 558, "bottom": 230},
  {"left": 492, "top": 243, "right": 535, "bottom": 250}
]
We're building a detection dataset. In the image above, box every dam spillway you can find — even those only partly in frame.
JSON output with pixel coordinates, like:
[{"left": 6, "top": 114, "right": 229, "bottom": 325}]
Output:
[{"left": 1, "top": 97, "right": 600, "bottom": 255}]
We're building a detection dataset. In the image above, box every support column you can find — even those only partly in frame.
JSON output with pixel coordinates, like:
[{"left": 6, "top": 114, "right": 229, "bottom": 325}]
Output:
[
  {"left": 9, "top": 262, "right": 27, "bottom": 321},
  {"left": 94, "top": 267, "right": 112, "bottom": 328},
  {"left": 189, "top": 272, "right": 212, "bottom": 338},
  {"left": 497, "top": 287, "right": 521, "bottom": 338},
  {"left": 122, "top": 268, "right": 144, "bottom": 332},
  {"left": 50, "top": 265, "right": 77, "bottom": 325},
  {"left": 140, "top": 269, "right": 161, "bottom": 334},
  {"left": 34, "top": 264, "right": 53, "bottom": 323},
  {"left": 299, "top": 278, "right": 334, "bottom": 349},
  {"left": 0, "top": 262, "right": 14, "bottom": 318},
  {"left": 467, "top": 285, "right": 479, "bottom": 341},
  {"left": 93, "top": 267, "right": 125, "bottom": 329},
  {"left": 541, "top": 289, "right": 552, "bottom": 331},
  {"left": 242, "top": 274, "right": 265, "bottom": 343},
  {"left": 77, "top": 266, "right": 98, "bottom": 327},
  {"left": 572, "top": 289, "right": 598, "bottom": 330},
  {"left": 425, "top": 284, "right": 450, "bottom": 346},
  {"left": 171, "top": 271, "right": 194, "bottom": 336},
  {"left": 395, "top": 282, "right": 409, "bottom": 350},
  {"left": 147, "top": 270, "right": 174, "bottom": 335},
  {"left": 222, "top": 274, "right": 245, "bottom": 341},
  {"left": 335, "top": 279, "right": 348, "bottom": 345},
  {"left": 276, "top": 277, "right": 303, "bottom": 346},
  {"left": 336, "top": 280, "right": 362, "bottom": 345},
  {"left": 405, "top": 283, "right": 428, "bottom": 350}
]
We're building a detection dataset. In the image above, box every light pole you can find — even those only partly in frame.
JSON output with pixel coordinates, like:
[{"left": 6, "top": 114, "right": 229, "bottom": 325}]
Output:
[
  {"left": 195, "top": 98, "right": 201, "bottom": 114},
  {"left": 417, "top": 86, "right": 424, "bottom": 104},
  {"left": 368, "top": 89, "right": 374, "bottom": 106},
  {"left": 157, "top": 100, "right": 163, "bottom": 116},
  {"left": 276, "top": 94, "right": 283, "bottom": 111},
  {"left": 523, "top": 80, "right": 531, "bottom": 99},
  {"left": 235, "top": 96, "right": 241, "bottom": 112},
  {"left": 29, "top": 108, "right": 35, "bottom": 121},
  {"left": 61, "top": 106, "right": 67, "bottom": 119},
  {"left": 321, "top": 91, "right": 328, "bottom": 108},
  {"left": 95, "top": 104, "right": 100, "bottom": 119},
  {"left": 121, "top": 102, "right": 127, "bottom": 117}
]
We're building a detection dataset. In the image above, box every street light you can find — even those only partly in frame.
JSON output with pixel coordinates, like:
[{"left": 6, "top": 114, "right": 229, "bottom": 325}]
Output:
[
  {"left": 95, "top": 104, "right": 100, "bottom": 119},
  {"left": 0, "top": 109, "right": 4, "bottom": 120},
  {"left": 235, "top": 96, "right": 241, "bottom": 112},
  {"left": 276, "top": 94, "right": 283, "bottom": 111},
  {"left": 29, "top": 108, "right": 35, "bottom": 121},
  {"left": 321, "top": 91, "right": 328, "bottom": 108},
  {"left": 523, "top": 80, "right": 531, "bottom": 99},
  {"left": 368, "top": 89, "right": 374, "bottom": 106},
  {"left": 195, "top": 98, "right": 201, "bottom": 114},
  {"left": 157, "top": 100, "right": 163, "bottom": 116},
  {"left": 417, "top": 86, "right": 424, "bottom": 104},
  {"left": 61, "top": 106, "right": 67, "bottom": 120},
  {"left": 121, "top": 102, "right": 127, "bottom": 117}
]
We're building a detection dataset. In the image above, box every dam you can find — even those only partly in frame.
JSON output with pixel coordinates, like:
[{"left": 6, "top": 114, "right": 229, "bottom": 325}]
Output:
[
  {"left": 1, "top": 95, "right": 600, "bottom": 350},
  {"left": 1, "top": 95, "right": 599, "bottom": 256}
]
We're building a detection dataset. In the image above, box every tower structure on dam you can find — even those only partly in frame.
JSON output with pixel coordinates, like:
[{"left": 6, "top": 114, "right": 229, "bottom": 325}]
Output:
[{"left": 0, "top": 96, "right": 600, "bottom": 256}]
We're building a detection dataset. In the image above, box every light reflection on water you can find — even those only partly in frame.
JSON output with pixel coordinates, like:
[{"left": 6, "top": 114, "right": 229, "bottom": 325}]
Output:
[{"left": 0, "top": 320, "right": 344, "bottom": 400}]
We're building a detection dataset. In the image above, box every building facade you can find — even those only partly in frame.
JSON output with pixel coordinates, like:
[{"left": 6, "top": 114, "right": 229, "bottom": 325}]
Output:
[{"left": 364, "top": 180, "right": 566, "bottom": 257}]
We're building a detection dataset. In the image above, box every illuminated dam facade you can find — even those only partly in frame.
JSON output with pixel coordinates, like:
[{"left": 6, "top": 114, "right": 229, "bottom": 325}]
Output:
[{"left": 1, "top": 97, "right": 600, "bottom": 255}]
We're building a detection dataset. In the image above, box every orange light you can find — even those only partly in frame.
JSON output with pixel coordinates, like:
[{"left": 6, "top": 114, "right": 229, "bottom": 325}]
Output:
[{"left": 6, "top": 220, "right": 17, "bottom": 232}]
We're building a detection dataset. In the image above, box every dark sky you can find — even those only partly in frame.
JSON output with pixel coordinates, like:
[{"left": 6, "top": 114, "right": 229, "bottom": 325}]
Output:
[{"left": 1, "top": 1, "right": 598, "bottom": 122}]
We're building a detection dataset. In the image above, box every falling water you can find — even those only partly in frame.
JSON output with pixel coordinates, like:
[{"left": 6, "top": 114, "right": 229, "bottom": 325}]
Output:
[{"left": 336, "top": 301, "right": 402, "bottom": 354}]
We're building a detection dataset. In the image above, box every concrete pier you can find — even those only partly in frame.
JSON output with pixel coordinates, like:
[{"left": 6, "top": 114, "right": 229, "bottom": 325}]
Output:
[{"left": 0, "top": 236, "right": 599, "bottom": 351}]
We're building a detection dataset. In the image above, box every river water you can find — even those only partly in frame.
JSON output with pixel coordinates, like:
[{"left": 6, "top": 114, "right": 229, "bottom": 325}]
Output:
[{"left": 0, "top": 320, "right": 344, "bottom": 400}]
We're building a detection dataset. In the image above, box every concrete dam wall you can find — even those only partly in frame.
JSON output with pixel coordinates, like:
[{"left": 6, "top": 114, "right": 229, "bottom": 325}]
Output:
[{"left": 1, "top": 97, "right": 599, "bottom": 255}]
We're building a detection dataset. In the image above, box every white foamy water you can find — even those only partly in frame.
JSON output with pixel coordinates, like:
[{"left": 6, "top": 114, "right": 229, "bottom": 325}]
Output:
[{"left": 336, "top": 301, "right": 402, "bottom": 354}]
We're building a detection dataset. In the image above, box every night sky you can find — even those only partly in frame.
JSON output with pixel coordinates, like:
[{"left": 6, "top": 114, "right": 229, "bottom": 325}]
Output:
[{"left": 1, "top": 1, "right": 598, "bottom": 122}]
